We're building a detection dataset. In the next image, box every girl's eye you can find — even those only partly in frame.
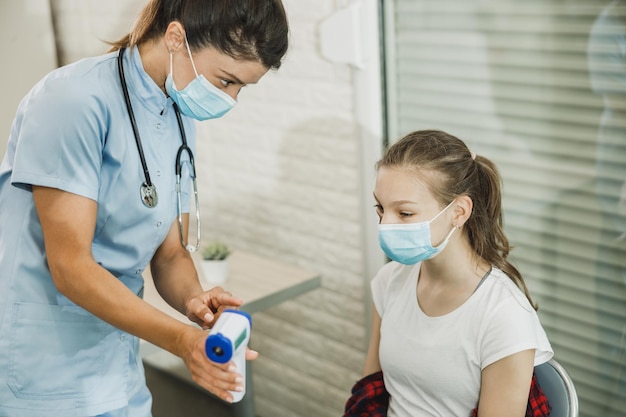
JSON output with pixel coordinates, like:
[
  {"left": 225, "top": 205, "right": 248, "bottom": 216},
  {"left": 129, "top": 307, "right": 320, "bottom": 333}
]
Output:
[
  {"left": 374, "top": 205, "right": 383, "bottom": 221},
  {"left": 220, "top": 79, "right": 232, "bottom": 87},
  {"left": 400, "top": 212, "right": 413, "bottom": 218}
]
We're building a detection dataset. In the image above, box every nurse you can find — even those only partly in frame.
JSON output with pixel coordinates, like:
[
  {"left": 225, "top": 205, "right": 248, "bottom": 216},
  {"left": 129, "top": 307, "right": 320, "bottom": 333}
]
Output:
[{"left": 0, "top": 0, "right": 288, "bottom": 416}]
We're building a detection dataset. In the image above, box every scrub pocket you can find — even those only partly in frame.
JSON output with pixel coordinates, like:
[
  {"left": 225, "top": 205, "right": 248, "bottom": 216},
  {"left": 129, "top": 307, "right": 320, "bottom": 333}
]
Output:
[{"left": 8, "top": 302, "right": 107, "bottom": 399}]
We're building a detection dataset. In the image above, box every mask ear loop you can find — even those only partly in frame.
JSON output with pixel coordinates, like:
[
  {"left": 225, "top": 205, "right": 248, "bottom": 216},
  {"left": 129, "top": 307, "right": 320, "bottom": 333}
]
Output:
[
  {"left": 429, "top": 199, "right": 457, "bottom": 224},
  {"left": 183, "top": 33, "right": 200, "bottom": 78},
  {"left": 438, "top": 225, "right": 458, "bottom": 246},
  {"left": 169, "top": 50, "right": 174, "bottom": 79},
  {"left": 429, "top": 200, "right": 458, "bottom": 248}
]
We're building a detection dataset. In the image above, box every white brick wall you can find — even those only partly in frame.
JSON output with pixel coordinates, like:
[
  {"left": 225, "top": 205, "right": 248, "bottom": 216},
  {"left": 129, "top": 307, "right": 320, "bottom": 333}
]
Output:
[
  {"left": 51, "top": 1, "right": 370, "bottom": 415},
  {"left": 199, "top": 2, "right": 368, "bottom": 414}
]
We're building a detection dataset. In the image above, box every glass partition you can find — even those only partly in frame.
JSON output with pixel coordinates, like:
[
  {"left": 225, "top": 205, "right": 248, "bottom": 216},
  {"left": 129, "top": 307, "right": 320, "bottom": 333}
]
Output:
[{"left": 383, "top": 1, "right": 626, "bottom": 415}]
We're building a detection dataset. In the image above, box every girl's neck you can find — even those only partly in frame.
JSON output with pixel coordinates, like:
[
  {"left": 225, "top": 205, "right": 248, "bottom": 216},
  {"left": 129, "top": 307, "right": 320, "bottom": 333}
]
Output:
[
  {"left": 419, "top": 238, "right": 489, "bottom": 287},
  {"left": 416, "top": 251, "right": 490, "bottom": 317}
]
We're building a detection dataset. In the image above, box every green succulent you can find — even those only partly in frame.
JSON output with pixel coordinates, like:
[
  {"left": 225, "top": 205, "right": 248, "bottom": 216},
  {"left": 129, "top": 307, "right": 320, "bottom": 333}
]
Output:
[{"left": 201, "top": 241, "right": 231, "bottom": 261}]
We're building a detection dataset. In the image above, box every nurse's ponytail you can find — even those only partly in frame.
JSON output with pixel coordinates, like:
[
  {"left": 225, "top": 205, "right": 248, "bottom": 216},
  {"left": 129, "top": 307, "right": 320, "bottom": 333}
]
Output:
[
  {"left": 377, "top": 130, "right": 538, "bottom": 310},
  {"left": 108, "top": 0, "right": 160, "bottom": 51},
  {"left": 108, "top": 0, "right": 289, "bottom": 70}
]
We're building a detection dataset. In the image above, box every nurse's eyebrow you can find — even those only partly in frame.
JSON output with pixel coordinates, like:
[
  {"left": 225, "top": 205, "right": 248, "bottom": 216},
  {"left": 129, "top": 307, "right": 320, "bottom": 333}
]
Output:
[{"left": 220, "top": 69, "right": 246, "bottom": 85}]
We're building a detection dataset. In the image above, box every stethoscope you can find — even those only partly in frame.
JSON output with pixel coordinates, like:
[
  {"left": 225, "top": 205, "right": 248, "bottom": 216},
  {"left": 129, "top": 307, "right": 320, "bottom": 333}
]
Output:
[{"left": 117, "top": 47, "right": 201, "bottom": 252}]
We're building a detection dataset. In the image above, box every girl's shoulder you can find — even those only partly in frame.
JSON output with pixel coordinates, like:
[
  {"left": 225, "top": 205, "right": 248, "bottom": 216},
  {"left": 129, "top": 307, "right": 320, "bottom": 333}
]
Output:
[
  {"left": 370, "top": 261, "right": 419, "bottom": 316},
  {"left": 480, "top": 267, "right": 535, "bottom": 313},
  {"left": 371, "top": 261, "right": 418, "bottom": 293}
]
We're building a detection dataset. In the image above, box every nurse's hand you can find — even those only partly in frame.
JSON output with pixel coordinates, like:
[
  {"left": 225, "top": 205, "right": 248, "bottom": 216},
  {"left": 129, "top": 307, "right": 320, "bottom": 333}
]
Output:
[
  {"left": 179, "top": 327, "right": 259, "bottom": 402},
  {"left": 185, "top": 286, "right": 244, "bottom": 329}
]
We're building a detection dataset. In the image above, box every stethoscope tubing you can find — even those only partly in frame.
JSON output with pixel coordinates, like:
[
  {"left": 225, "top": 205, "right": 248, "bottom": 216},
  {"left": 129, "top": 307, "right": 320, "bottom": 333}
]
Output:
[
  {"left": 118, "top": 47, "right": 155, "bottom": 189},
  {"left": 117, "top": 47, "right": 200, "bottom": 251}
]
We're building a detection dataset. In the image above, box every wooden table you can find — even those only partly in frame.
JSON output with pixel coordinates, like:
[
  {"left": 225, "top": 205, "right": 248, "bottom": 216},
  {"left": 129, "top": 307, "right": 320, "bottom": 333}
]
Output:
[{"left": 140, "top": 250, "right": 321, "bottom": 417}]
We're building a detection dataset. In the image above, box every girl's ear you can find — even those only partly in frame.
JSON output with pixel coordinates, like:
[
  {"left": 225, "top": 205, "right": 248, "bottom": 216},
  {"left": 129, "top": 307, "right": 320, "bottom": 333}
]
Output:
[
  {"left": 453, "top": 195, "right": 473, "bottom": 228},
  {"left": 164, "top": 21, "right": 185, "bottom": 52}
]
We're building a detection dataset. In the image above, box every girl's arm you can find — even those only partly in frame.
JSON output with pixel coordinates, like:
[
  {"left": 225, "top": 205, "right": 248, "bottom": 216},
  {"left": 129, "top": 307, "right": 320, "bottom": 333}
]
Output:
[
  {"left": 477, "top": 349, "right": 535, "bottom": 417},
  {"left": 363, "top": 305, "right": 383, "bottom": 376}
]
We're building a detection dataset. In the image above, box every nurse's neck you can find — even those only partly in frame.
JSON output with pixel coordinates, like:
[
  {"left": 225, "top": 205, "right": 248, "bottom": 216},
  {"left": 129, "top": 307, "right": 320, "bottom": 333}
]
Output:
[{"left": 137, "top": 40, "right": 169, "bottom": 95}]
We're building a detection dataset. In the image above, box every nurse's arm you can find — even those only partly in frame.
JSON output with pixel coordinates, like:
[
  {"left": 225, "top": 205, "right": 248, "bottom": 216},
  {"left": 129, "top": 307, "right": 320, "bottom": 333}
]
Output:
[
  {"left": 149, "top": 214, "right": 244, "bottom": 328},
  {"left": 32, "top": 186, "right": 243, "bottom": 402}
]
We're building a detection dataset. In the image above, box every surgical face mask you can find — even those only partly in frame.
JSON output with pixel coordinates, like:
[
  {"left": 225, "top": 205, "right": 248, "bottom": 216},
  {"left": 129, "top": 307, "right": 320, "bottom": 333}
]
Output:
[
  {"left": 165, "top": 36, "right": 237, "bottom": 121},
  {"left": 378, "top": 201, "right": 457, "bottom": 265}
]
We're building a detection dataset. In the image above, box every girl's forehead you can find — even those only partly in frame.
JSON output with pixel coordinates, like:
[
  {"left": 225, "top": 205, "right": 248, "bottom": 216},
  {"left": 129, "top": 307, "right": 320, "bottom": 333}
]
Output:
[
  {"left": 377, "top": 165, "right": 435, "bottom": 186},
  {"left": 375, "top": 166, "right": 436, "bottom": 201}
]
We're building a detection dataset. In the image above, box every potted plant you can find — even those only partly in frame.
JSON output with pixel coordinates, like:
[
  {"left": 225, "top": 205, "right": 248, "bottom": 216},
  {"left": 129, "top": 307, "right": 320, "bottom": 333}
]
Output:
[{"left": 199, "top": 241, "right": 231, "bottom": 285}]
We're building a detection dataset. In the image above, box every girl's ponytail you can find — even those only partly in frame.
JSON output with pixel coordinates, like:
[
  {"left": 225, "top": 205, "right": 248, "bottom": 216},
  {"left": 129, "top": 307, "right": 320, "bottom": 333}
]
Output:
[{"left": 471, "top": 156, "right": 538, "bottom": 310}]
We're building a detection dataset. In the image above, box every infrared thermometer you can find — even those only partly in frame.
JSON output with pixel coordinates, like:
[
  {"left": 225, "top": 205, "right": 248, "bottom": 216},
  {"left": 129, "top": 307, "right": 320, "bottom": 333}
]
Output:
[{"left": 205, "top": 309, "right": 252, "bottom": 403}]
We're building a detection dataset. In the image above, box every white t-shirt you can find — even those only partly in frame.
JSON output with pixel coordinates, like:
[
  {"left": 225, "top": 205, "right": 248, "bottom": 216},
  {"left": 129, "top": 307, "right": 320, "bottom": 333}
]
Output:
[{"left": 371, "top": 261, "right": 553, "bottom": 417}]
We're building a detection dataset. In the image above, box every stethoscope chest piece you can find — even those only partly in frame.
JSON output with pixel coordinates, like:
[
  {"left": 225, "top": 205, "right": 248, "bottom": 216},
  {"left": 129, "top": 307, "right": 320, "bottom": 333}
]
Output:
[{"left": 140, "top": 182, "right": 158, "bottom": 208}]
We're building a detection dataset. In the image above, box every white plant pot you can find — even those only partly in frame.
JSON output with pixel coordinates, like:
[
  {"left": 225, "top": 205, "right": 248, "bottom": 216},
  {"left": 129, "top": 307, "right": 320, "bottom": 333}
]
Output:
[{"left": 200, "top": 259, "right": 229, "bottom": 286}]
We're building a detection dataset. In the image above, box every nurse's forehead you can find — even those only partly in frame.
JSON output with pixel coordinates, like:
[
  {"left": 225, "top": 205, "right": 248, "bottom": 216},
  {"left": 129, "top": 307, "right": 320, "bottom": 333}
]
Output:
[{"left": 195, "top": 48, "right": 268, "bottom": 84}]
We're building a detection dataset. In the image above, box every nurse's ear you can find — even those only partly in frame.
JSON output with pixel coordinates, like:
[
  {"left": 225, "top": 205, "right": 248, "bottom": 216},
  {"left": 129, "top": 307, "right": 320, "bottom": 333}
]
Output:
[
  {"left": 164, "top": 21, "right": 186, "bottom": 52},
  {"left": 452, "top": 195, "right": 473, "bottom": 229}
]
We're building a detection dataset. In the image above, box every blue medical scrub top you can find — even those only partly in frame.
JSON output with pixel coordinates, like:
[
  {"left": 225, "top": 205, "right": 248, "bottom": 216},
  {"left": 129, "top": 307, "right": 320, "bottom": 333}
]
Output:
[{"left": 0, "top": 46, "right": 195, "bottom": 416}]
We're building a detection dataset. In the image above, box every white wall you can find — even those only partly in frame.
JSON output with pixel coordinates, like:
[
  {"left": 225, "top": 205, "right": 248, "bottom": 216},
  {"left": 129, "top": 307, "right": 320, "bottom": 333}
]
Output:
[
  {"left": 196, "top": 2, "right": 384, "bottom": 414},
  {"left": 1, "top": 0, "right": 57, "bottom": 158},
  {"left": 20, "top": 1, "right": 386, "bottom": 415},
  {"left": 49, "top": 0, "right": 143, "bottom": 63}
]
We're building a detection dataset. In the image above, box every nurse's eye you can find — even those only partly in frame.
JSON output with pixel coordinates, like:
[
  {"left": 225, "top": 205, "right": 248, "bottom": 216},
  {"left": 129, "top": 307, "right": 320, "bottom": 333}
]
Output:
[
  {"left": 220, "top": 79, "right": 233, "bottom": 87},
  {"left": 399, "top": 211, "right": 413, "bottom": 218}
]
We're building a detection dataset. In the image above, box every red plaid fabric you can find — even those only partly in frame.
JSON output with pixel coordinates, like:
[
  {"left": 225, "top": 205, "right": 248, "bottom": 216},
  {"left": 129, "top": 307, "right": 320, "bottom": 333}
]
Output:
[
  {"left": 526, "top": 372, "right": 552, "bottom": 417},
  {"left": 343, "top": 371, "right": 389, "bottom": 417},
  {"left": 344, "top": 371, "right": 550, "bottom": 417}
]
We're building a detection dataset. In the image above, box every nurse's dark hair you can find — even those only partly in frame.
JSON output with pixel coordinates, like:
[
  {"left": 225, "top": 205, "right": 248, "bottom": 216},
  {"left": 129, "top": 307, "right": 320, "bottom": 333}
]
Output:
[
  {"left": 108, "top": 0, "right": 289, "bottom": 69},
  {"left": 377, "top": 129, "right": 538, "bottom": 310}
]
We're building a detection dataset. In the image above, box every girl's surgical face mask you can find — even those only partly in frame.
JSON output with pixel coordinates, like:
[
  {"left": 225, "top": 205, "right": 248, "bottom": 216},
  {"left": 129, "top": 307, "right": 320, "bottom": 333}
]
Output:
[
  {"left": 165, "top": 35, "right": 237, "bottom": 121},
  {"left": 378, "top": 200, "right": 457, "bottom": 265}
]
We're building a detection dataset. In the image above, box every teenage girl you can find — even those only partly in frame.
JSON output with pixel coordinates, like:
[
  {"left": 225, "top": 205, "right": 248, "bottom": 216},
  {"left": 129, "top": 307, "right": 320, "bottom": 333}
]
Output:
[{"left": 364, "top": 130, "right": 553, "bottom": 416}]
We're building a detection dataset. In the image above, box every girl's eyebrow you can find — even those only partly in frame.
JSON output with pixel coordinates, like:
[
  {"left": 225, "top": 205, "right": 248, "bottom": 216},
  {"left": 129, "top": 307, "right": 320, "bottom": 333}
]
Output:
[
  {"left": 391, "top": 200, "right": 418, "bottom": 207},
  {"left": 373, "top": 193, "right": 418, "bottom": 207}
]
